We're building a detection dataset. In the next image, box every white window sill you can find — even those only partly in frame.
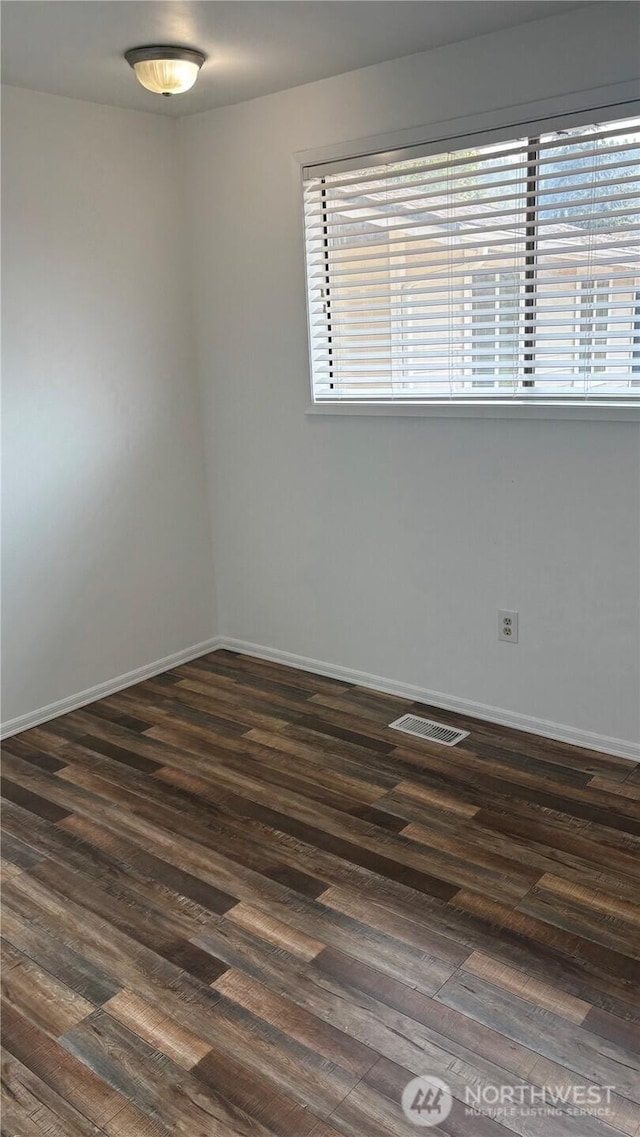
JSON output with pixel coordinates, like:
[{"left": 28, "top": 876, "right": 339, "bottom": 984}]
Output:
[{"left": 306, "top": 401, "right": 640, "bottom": 422}]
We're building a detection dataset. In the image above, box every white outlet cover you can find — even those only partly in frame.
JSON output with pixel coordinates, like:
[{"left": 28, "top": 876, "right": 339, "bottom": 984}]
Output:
[{"left": 499, "top": 609, "right": 519, "bottom": 643}]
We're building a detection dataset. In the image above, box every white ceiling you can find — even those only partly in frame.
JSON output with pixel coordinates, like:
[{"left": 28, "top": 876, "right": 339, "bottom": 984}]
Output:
[{"left": 2, "top": 0, "right": 591, "bottom": 118}]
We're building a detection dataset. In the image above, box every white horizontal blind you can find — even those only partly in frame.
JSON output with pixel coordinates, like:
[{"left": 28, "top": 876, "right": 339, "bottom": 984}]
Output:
[{"left": 303, "top": 113, "right": 640, "bottom": 403}]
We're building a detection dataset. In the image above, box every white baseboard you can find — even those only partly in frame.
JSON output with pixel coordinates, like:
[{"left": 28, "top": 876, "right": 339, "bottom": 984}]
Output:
[
  {"left": 3, "top": 632, "right": 637, "bottom": 762},
  {"left": 0, "top": 637, "right": 223, "bottom": 740},
  {"left": 218, "top": 637, "right": 640, "bottom": 763}
]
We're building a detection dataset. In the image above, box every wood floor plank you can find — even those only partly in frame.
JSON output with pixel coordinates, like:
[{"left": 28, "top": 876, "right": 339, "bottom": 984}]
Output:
[
  {"left": 317, "top": 886, "right": 469, "bottom": 966},
  {"left": 460, "top": 951, "right": 591, "bottom": 1024},
  {"left": 61, "top": 799, "right": 462, "bottom": 995},
  {"left": 433, "top": 971, "right": 640, "bottom": 1102},
  {"left": 522, "top": 1053, "right": 640, "bottom": 1137},
  {"left": 534, "top": 873, "right": 640, "bottom": 927},
  {"left": 392, "top": 808, "right": 640, "bottom": 903},
  {"left": 318, "top": 879, "right": 639, "bottom": 1020},
  {"left": 155, "top": 759, "right": 534, "bottom": 905},
  {"left": 2, "top": 651, "right": 638, "bottom": 1137},
  {"left": 200, "top": 649, "right": 352, "bottom": 695},
  {"left": 154, "top": 763, "right": 460, "bottom": 903},
  {"left": 211, "top": 939, "right": 634, "bottom": 1137},
  {"left": 473, "top": 807, "right": 640, "bottom": 885},
  {"left": 1, "top": 947, "right": 94, "bottom": 1038},
  {"left": 1, "top": 1047, "right": 108, "bottom": 1137},
  {"left": 192, "top": 1046, "right": 320, "bottom": 1137},
  {"left": 80, "top": 700, "right": 152, "bottom": 734},
  {"left": 140, "top": 675, "right": 305, "bottom": 732},
  {"left": 225, "top": 902, "right": 325, "bottom": 960},
  {"left": 101, "top": 991, "right": 211, "bottom": 1069},
  {"left": 24, "top": 857, "right": 227, "bottom": 983},
  {"left": 0, "top": 777, "right": 71, "bottom": 823},
  {"left": 406, "top": 698, "right": 635, "bottom": 779},
  {"left": 213, "top": 968, "right": 379, "bottom": 1077},
  {"left": 387, "top": 747, "right": 640, "bottom": 833},
  {"left": 450, "top": 889, "right": 640, "bottom": 991},
  {"left": 58, "top": 1009, "right": 258, "bottom": 1137},
  {"left": 582, "top": 1006, "right": 640, "bottom": 1053},
  {"left": 0, "top": 831, "right": 44, "bottom": 873},
  {"left": 1, "top": 907, "right": 121, "bottom": 1008},
  {"left": 516, "top": 887, "right": 640, "bottom": 960},
  {"left": 1, "top": 1006, "right": 135, "bottom": 1131},
  {"left": 1, "top": 873, "right": 219, "bottom": 1021},
  {"left": 1, "top": 734, "right": 67, "bottom": 773}
]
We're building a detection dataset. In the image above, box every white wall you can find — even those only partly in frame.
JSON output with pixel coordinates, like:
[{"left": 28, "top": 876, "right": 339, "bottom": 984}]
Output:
[
  {"left": 2, "top": 87, "right": 216, "bottom": 727},
  {"left": 181, "top": 3, "right": 640, "bottom": 750}
]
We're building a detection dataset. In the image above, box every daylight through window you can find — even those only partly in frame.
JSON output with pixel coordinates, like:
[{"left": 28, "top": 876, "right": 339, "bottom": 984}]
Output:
[{"left": 303, "top": 113, "right": 640, "bottom": 405}]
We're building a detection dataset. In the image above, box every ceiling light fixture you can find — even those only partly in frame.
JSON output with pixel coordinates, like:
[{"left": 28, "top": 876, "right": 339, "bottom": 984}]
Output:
[{"left": 124, "top": 46, "right": 206, "bottom": 96}]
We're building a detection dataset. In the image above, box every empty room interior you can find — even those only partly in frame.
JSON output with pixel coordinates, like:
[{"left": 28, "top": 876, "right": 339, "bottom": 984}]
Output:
[{"left": 2, "top": 1, "right": 640, "bottom": 1133}]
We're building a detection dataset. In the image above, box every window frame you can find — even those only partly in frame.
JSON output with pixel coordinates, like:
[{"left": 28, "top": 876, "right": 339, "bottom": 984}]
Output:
[{"left": 297, "top": 82, "right": 640, "bottom": 420}]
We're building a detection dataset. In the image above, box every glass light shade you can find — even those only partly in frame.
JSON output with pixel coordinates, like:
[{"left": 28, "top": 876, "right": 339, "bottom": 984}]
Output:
[{"left": 132, "top": 57, "right": 200, "bottom": 95}]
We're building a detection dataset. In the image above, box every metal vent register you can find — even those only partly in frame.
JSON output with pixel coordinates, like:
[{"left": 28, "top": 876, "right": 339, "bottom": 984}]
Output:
[{"left": 389, "top": 714, "right": 468, "bottom": 747}]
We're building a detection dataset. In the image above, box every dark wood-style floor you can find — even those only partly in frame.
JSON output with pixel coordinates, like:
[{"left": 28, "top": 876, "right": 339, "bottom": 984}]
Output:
[{"left": 2, "top": 650, "right": 639, "bottom": 1137}]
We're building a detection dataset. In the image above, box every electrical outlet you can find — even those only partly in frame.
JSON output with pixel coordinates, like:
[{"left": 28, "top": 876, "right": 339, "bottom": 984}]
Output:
[{"left": 498, "top": 609, "right": 519, "bottom": 643}]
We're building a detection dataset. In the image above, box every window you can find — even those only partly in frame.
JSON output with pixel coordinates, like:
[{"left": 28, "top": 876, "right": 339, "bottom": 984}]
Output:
[
  {"left": 302, "top": 112, "right": 640, "bottom": 407},
  {"left": 468, "top": 272, "right": 519, "bottom": 384}
]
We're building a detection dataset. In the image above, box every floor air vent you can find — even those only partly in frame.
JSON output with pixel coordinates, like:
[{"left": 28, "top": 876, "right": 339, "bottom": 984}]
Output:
[{"left": 388, "top": 714, "right": 469, "bottom": 747}]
